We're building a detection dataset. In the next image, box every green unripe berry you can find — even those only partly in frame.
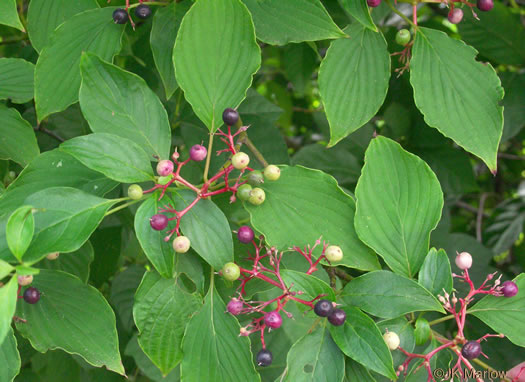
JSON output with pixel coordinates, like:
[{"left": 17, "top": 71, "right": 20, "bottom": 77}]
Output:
[
  {"left": 128, "top": 184, "right": 143, "bottom": 200},
  {"left": 249, "top": 188, "right": 266, "bottom": 206},
  {"left": 396, "top": 29, "right": 411, "bottom": 46},
  {"left": 237, "top": 184, "right": 252, "bottom": 201},
  {"left": 157, "top": 175, "right": 172, "bottom": 185},
  {"left": 232, "top": 152, "right": 250, "bottom": 170},
  {"left": 222, "top": 262, "right": 240, "bottom": 281},
  {"left": 325, "top": 245, "right": 343, "bottom": 262},
  {"left": 247, "top": 170, "right": 264, "bottom": 186},
  {"left": 263, "top": 165, "right": 280, "bottom": 181},
  {"left": 173, "top": 236, "right": 191, "bottom": 253}
]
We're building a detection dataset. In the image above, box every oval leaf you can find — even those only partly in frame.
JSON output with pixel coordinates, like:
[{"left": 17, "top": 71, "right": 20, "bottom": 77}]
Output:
[
  {"left": 36, "top": 241, "right": 94, "bottom": 283},
  {"left": 354, "top": 137, "right": 443, "bottom": 277},
  {"left": 0, "top": 276, "right": 18, "bottom": 346},
  {"left": 173, "top": 0, "right": 261, "bottom": 131},
  {"left": 342, "top": 271, "right": 445, "bottom": 319},
  {"left": 0, "top": 58, "right": 35, "bottom": 104},
  {"left": 0, "top": 105, "right": 40, "bottom": 167},
  {"left": 6, "top": 205, "right": 34, "bottom": 261},
  {"left": 418, "top": 248, "right": 453, "bottom": 296}
]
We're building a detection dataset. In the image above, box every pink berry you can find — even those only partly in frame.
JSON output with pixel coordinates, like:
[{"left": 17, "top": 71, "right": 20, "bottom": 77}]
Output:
[
  {"left": 156, "top": 160, "right": 174, "bottom": 177},
  {"left": 189, "top": 144, "right": 207, "bottom": 162},
  {"left": 455, "top": 252, "right": 472, "bottom": 270},
  {"left": 448, "top": 8, "right": 463, "bottom": 24},
  {"left": 477, "top": 0, "right": 493, "bottom": 11},
  {"left": 501, "top": 281, "right": 518, "bottom": 297},
  {"left": 264, "top": 311, "right": 283, "bottom": 329},
  {"left": 150, "top": 214, "right": 168, "bottom": 231},
  {"left": 227, "top": 298, "right": 243, "bottom": 315},
  {"left": 237, "top": 226, "right": 255, "bottom": 244},
  {"left": 367, "top": 0, "right": 381, "bottom": 7}
]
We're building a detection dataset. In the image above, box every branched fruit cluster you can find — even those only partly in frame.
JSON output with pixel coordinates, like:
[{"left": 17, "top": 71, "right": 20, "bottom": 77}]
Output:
[
  {"left": 111, "top": 0, "right": 153, "bottom": 28},
  {"left": 223, "top": 229, "right": 345, "bottom": 367}
]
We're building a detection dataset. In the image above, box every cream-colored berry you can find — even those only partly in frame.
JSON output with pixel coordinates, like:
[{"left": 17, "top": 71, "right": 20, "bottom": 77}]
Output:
[
  {"left": 46, "top": 252, "right": 60, "bottom": 260},
  {"left": 173, "top": 236, "right": 191, "bottom": 253},
  {"left": 17, "top": 274, "right": 33, "bottom": 286},
  {"left": 325, "top": 245, "right": 343, "bottom": 262},
  {"left": 128, "top": 184, "right": 143, "bottom": 200},
  {"left": 232, "top": 152, "right": 250, "bottom": 170},
  {"left": 455, "top": 252, "right": 472, "bottom": 270},
  {"left": 263, "top": 165, "right": 281, "bottom": 181},
  {"left": 248, "top": 188, "right": 266, "bottom": 205},
  {"left": 383, "top": 331, "right": 400, "bottom": 350}
]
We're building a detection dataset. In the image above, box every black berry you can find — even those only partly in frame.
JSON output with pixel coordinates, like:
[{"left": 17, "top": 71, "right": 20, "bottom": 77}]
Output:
[
  {"left": 112, "top": 9, "right": 128, "bottom": 24},
  {"left": 501, "top": 281, "right": 518, "bottom": 297},
  {"left": 150, "top": 214, "right": 168, "bottom": 231},
  {"left": 222, "top": 108, "right": 239, "bottom": 126},
  {"left": 23, "top": 287, "right": 41, "bottom": 304},
  {"left": 477, "top": 0, "right": 493, "bottom": 11},
  {"left": 256, "top": 349, "right": 273, "bottom": 367},
  {"left": 134, "top": 4, "right": 152, "bottom": 19},
  {"left": 313, "top": 299, "right": 334, "bottom": 317},
  {"left": 327, "top": 308, "right": 346, "bottom": 326},
  {"left": 461, "top": 341, "right": 481, "bottom": 360}
]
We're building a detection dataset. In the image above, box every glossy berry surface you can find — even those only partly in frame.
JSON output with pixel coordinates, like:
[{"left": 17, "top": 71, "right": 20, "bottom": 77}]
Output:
[
  {"left": 256, "top": 349, "right": 273, "bottom": 367},
  {"left": 23, "top": 287, "right": 41, "bottom": 304},
  {"left": 313, "top": 299, "right": 334, "bottom": 317},
  {"left": 383, "top": 331, "right": 400, "bottom": 350},
  {"left": 222, "top": 108, "right": 239, "bottom": 126},
  {"left": 222, "top": 262, "right": 241, "bottom": 281},
  {"left": 134, "top": 4, "right": 151, "bottom": 19},
  {"left": 112, "top": 9, "right": 128, "bottom": 24},
  {"left": 501, "top": 281, "right": 518, "bottom": 297},
  {"left": 395, "top": 29, "right": 411, "bottom": 46},
  {"left": 227, "top": 299, "right": 243, "bottom": 315},
  {"left": 128, "top": 184, "right": 143, "bottom": 200},
  {"left": 264, "top": 311, "right": 283, "bottom": 329},
  {"left": 327, "top": 308, "right": 346, "bottom": 326},
  {"left": 325, "top": 245, "right": 343, "bottom": 262},
  {"left": 247, "top": 170, "right": 264, "bottom": 186},
  {"left": 448, "top": 8, "right": 464, "bottom": 24},
  {"left": 249, "top": 188, "right": 265, "bottom": 206},
  {"left": 150, "top": 214, "right": 168, "bottom": 231},
  {"left": 237, "top": 226, "right": 255, "bottom": 243},
  {"left": 17, "top": 274, "right": 33, "bottom": 286},
  {"left": 189, "top": 144, "right": 207, "bottom": 161},
  {"left": 461, "top": 341, "right": 481, "bottom": 360},
  {"left": 263, "top": 165, "right": 280, "bottom": 181},
  {"left": 232, "top": 152, "right": 250, "bottom": 170},
  {"left": 173, "top": 236, "right": 191, "bottom": 253},
  {"left": 237, "top": 184, "right": 252, "bottom": 201},
  {"left": 367, "top": 0, "right": 381, "bottom": 7},
  {"left": 477, "top": 0, "right": 494, "bottom": 11}
]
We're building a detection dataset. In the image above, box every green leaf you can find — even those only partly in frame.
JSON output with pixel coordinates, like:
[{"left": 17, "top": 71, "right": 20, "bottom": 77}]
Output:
[
  {"left": 0, "top": 328, "right": 20, "bottom": 382},
  {"left": 27, "top": 0, "right": 98, "bottom": 53},
  {"left": 170, "top": 190, "right": 233, "bottom": 270},
  {"left": 181, "top": 286, "right": 259, "bottom": 382},
  {"left": 133, "top": 271, "right": 201, "bottom": 375},
  {"left": 6, "top": 206, "right": 34, "bottom": 261},
  {"left": 173, "top": 0, "right": 261, "bottom": 131},
  {"left": 377, "top": 316, "right": 416, "bottom": 368},
  {"left": 281, "top": 269, "right": 336, "bottom": 302},
  {"left": 0, "top": 276, "right": 18, "bottom": 346},
  {"left": 60, "top": 133, "right": 155, "bottom": 183},
  {"left": 414, "top": 317, "right": 431, "bottom": 346},
  {"left": 35, "top": 7, "right": 124, "bottom": 121},
  {"left": 37, "top": 241, "right": 94, "bottom": 283},
  {"left": 459, "top": 2, "right": 525, "bottom": 65},
  {"left": 0, "top": 105, "right": 40, "bottom": 167},
  {"left": 354, "top": 137, "right": 443, "bottom": 277},
  {"left": 246, "top": 165, "right": 380, "bottom": 271},
  {"left": 338, "top": 0, "right": 377, "bottom": 31},
  {"left": 319, "top": 24, "right": 390, "bottom": 146},
  {"left": 21, "top": 187, "right": 117, "bottom": 264},
  {"left": 410, "top": 27, "right": 504, "bottom": 172},
  {"left": 0, "top": 0, "right": 24, "bottom": 31},
  {"left": 282, "top": 324, "right": 344, "bottom": 382},
  {"left": 243, "top": 0, "right": 345, "bottom": 45},
  {"left": 330, "top": 306, "right": 395, "bottom": 379},
  {"left": 150, "top": 1, "right": 190, "bottom": 99},
  {"left": 14, "top": 265, "right": 39, "bottom": 276},
  {"left": 345, "top": 358, "right": 376, "bottom": 382},
  {"left": 15, "top": 269, "right": 124, "bottom": 374},
  {"left": 282, "top": 43, "right": 318, "bottom": 96},
  {"left": 0, "top": 260, "right": 14, "bottom": 279},
  {"left": 470, "top": 273, "right": 525, "bottom": 347},
  {"left": 342, "top": 271, "right": 445, "bottom": 319},
  {"left": 418, "top": 248, "right": 453, "bottom": 296},
  {"left": 500, "top": 71, "right": 525, "bottom": 142},
  {"left": 79, "top": 53, "right": 171, "bottom": 159},
  {"left": 0, "top": 58, "right": 35, "bottom": 104},
  {"left": 134, "top": 194, "right": 175, "bottom": 278},
  {"left": 110, "top": 265, "right": 146, "bottom": 332}
]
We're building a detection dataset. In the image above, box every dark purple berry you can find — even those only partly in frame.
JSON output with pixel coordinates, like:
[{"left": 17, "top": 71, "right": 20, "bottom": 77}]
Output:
[
  {"left": 461, "top": 341, "right": 481, "bottom": 360},
  {"left": 314, "top": 299, "right": 334, "bottom": 317},
  {"left": 227, "top": 298, "right": 243, "bottom": 315},
  {"left": 189, "top": 144, "right": 207, "bottom": 162},
  {"left": 134, "top": 4, "right": 152, "bottom": 19},
  {"left": 222, "top": 108, "right": 239, "bottom": 126},
  {"left": 237, "top": 226, "right": 255, "bottom": 244},
  {"left": 264, "top": 311, "right": 283, "bottom": 329},
  {"left": 150, "top": 214, "right": 168, "bottom": 231},
  {"left": 327, "top": 308, "right": 346, "bottom": 326},
  {"left": 367, "top": 0, "right": 381, "bottom": 7},
  {"left": 477, "top": 0, "right": 493, "bottom": 11},
  {"left": 23, "top": 287, "right": 41, "bottom": 304},
  {"left": 448, "top": 8, "right": 464, "bottom": 24},
  {"left": 112, "top": 9, "right": 128, "bottom": 24},
  {"left": 256, "top": 349, "right": 273, "bottom": 367},
  {"left": 501, "top": 281, "right": 518, "bottom": 297}
]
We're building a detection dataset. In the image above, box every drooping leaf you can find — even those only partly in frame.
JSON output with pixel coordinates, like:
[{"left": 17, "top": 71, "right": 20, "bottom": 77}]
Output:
[
  {"left": 36, "top": 241, "right": 94, "bottom": 283},
  {"left": 173, "top": 0, "right": 261, "bottom": 131},
  {"left": 243, "top": 0, "right": 345, "bottom": 45},
  {"left": 181, "top": 286, "right": 259, "bottom": 381},
  {"left": 0, "top": 0, "right": 24, "bottom": 31},
  {"left": 342, "top": 271, "right": 445, "bottom": 319},
  {"left": 0, "top": 105, "right": 40, "bottom": 167},
  {"left": 0, "top": 276, "right": 18, "bottom": 346},
  {"left": 319, "top": 24, "right": 390, "bottom": 146},
  {"left": 35, "top": 7, "right": 124, "bottom": 121},
  {"left": 0, "top": 328, "right": 20, "bottom": 382},
  {"left": 338, "top": 0, "right": 377, "bottom": 31},
  {"left": 246, "top": 165, "right": 380, "bottom": 271},
  {"left": 60, "top": 133, "right": 155, "bottom": 183},
  {"left": 354, "top": 137, "right": 443, "bottom": 277},
  {"left": 79, "top": 53, "right": 171, "bottom": 159},
  {"left": 133, "top": 271, "right": 201, "bottom": 375},
  {"left": 418, "top": 248, "right": 453, "bottom": 296},
  {"left": 6, "top": 205, "right": 34, "bottom": 261},
  {"left": 0, "top": 58, "right": 35, "bottom": 104},
  {"left": 410, "top": 27, "right": 504, "bottom": 172},
  {"left": 15, "top": 269, "right": 124, "bottom": 374}
]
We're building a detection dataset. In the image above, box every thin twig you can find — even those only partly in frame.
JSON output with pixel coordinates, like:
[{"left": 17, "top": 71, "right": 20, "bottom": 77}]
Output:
[
  {"left": 34, "top": 124, "right": 65, "bottom": 142},
  {"left": 498, "top": 153, "right": 525, "bottom": 161},
  {"left": 476, "top": 193, "right": 489, "bottom": 242},
  {"left": 455, "top": 200, "right": 489, "bottom": 217}
]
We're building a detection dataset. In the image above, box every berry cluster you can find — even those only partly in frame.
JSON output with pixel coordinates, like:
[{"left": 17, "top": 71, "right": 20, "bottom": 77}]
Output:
[
  {"left": 445, "top": 0, "right": 494, "bottom": 25},
  {"left": 223, "top": 227, "right": 345, "bottom": 367},
  {"left": 15, "top": 252, "right": 61, "bottom": 306},
  {"left": 112, "top": 0, "right": 152, "bottom": 28}
]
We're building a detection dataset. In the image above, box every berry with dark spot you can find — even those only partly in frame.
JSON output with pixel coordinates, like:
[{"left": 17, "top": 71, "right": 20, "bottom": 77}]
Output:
[
  {"left": 112, "top": 9, "right": 128, "bottom": 24},
  {"left": 23, "top": 287, "right": 41, "bottom": 304},
  {"left": 314, "top": 299, "right": 334, "bottom": 317},
  {"left": 247, "top": 170, "right": 264, "bottom": 186}
]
